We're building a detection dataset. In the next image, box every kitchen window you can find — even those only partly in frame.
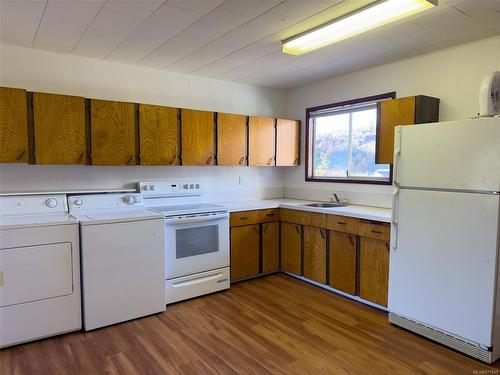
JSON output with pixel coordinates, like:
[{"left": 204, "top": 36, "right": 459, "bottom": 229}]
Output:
[{"left": 305, "top": 92, "right": 395, "bottom": 184}]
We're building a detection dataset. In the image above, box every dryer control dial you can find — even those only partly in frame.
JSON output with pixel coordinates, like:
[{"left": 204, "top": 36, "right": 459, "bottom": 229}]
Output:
[
  {"left": 122, "top": 195, "right": 136, "bottom": 205},
  {"left": 45, "top": 198, "right": 58, "bottom": 208}
]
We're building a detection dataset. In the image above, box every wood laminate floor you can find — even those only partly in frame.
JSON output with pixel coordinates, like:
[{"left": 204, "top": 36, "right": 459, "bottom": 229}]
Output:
[{"left": 1, "top": 274, "right": 499, "bottom": 374}]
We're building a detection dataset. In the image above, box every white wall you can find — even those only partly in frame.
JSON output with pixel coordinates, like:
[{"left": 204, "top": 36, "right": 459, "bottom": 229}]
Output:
[
  {"left": 0, "top": 44, "right": 286, "bottom": 201},
  {"left": 283, "top": 35, "right": 500, "bottom": 207}
]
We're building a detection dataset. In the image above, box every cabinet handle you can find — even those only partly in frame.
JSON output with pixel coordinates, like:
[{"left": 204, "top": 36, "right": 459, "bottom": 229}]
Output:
[
  {"left": 294, "top": 157, "right": 299, "bottom": 165},
  {"left": 267, "top": 157, "right": 272, "bottom": 165},
  {"left": 385, "top": 243, "right": 390, "bottom": 252},
  {"left": 262, "top": 224, "right": 269, "bottom": 233},
  {"left": 239, "top": 217, "right": 247, "bottom": 220},
  {"left": 348, "top": 236, "right": 354, "bottom": 246},
  {"left": 295, "top": 225, "right": 300, "bottom": 234},
  {"left": 337, "top": 222, "right": 347, "bottom": 225},
  {"left": 169, "top": 155, "right": 177, "bottom": 165},
  {"left": 265, "top": 213, "right": 274, "bottom": 217},
  {"left": 239, "top": 157, "right": 244, "bottom": 165},
  {"left": 76, "top": 152, "right": 84, "bottom": 163},
  {"left": 206, "top": 156, "right": 212, "bottom": 165},
  {"left": 253, "top": 226, "right": 259, "bottom": 234},
  {"left": 127, "top": 155, "right": 133, "bottom": 165},
  {"left": 320, "top": 229, "right": 325, "bottom": 239},
  {"left": 371, "top": 230, "right": 383, "bottom": 234},
  {"left": 16, "top": 149, "right": 26, "bottom": 161}
]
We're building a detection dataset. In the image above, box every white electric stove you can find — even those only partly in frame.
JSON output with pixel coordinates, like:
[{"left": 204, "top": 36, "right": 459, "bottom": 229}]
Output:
[{"left": 139, "top": 181, "right": 230, "bottom": 304}]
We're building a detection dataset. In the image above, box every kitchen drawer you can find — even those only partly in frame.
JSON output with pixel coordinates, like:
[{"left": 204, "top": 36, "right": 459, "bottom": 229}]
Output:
[
  {"left": 326, "top": 215, "right": 359, "bottom": 235},
  {"left": 230, "top": 210, "right": 261, "bottom": 227},
  {"left": 358, "top": 219, "right": 390, "bottom": 241},
  {"left": 280, "top": 208, "right": 326, "bottom": 228},
  {"left": 260, "top": 208, "right": 280, "bottom": 223}
]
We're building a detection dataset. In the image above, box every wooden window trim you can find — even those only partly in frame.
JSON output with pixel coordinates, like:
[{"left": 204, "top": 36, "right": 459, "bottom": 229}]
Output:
[{"left": 305, "top": 92, "right": 396, "bottom": 185}]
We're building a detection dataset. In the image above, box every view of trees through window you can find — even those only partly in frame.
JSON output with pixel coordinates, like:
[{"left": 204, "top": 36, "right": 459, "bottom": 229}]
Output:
[{"left": 312, "top": 105, "right": 390, "bottom": 181}]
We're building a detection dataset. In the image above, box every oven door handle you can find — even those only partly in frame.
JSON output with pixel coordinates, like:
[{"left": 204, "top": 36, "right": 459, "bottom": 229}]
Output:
[{"left": 165, "top": 212, "right": 228, "bottom": 224}]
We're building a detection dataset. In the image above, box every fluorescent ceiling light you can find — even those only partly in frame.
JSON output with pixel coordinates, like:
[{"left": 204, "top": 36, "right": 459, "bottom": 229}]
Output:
[{"left": 282, "top": 0, "right": 437, "bottom": 55}]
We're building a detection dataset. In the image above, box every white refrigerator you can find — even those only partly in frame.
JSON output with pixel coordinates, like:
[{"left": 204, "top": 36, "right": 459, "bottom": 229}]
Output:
[{"left": 388, "top": 117, "right": 500, "bottom": 363}]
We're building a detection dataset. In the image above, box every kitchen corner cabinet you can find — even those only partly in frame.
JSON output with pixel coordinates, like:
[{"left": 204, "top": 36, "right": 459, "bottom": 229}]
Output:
[
  {"left": 376, "top": 95, "right": 439, "bottom": 164},
  {"left": 33, "top": 92, "right": 86, "bottom": 164},
  {"left": 181, "top": 109, "right": 215, "bottom": 166},
  {"left": 280, "top": 222, "right": 302, "bottom": 275},
  {"left": 230, "top": 224, "right": 260, "bottom": 281},
  {"left": 276, "top": 118, "right": 300, "bottom": 166},
  {"left": 303, "top": 226, "right": 326, "bottom": 284},
  {"left": 248, "top": 116, "right": 275, "bottom": 166},
  {"left": 359, "top": 237, "right": 390, "bottom": 307},
  {"left": 139, "top": 104, "right": 179, "bottom": 166},
  {"left": 0, "top": 87, "right": 29, "bottom": 163},
  {"left": 262, "top": 222, "right": 279, "bottom": 273},
  {"left": 217, "top": 112, "right": 246, "bottom": 166},
  {"left": 90, "top": 99, "right": 137, "bottom": 166},
  {"left": 329, "top": 231, "right": 357, "bottom": 295}
]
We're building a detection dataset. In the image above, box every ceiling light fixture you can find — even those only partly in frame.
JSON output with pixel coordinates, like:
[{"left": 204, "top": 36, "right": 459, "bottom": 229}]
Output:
[{"left": 282, "top": 0, "right": 437, "bottom": 55}]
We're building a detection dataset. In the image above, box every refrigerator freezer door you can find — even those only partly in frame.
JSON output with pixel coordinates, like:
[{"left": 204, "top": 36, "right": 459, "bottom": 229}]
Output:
[
  {"left": 395, "top": 118, "right": 500, "bottom": 191},
  {"left": 389, "top": 189, "right": 499, "bottom": 346}
]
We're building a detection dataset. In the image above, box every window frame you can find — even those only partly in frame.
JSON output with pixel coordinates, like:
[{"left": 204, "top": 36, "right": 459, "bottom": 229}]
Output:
[{"left": 305, "top": 92, "right": 396, "bottom": 185}]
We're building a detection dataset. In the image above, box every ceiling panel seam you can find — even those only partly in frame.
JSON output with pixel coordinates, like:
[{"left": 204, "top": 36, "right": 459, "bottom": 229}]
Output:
[
  {"left": 31, "top": 0, "right": 48, "bottom": 47},
  {"left": 69, "top": 0, "right": 108, "bottom": 53}
]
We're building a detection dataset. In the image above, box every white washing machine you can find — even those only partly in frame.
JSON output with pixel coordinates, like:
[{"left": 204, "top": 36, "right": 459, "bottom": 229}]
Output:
[
  {"left": 0, "top": 194, "right": 81, "bottom": 348},
  {"left": 68, "top": 193, "right": 165, "bottom": 330}
]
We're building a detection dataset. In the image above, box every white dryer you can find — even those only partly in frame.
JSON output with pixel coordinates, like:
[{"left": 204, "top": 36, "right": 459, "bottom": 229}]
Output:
[
  {"left": 0, "top": 194, "right": 81, "bottom": 348},
  {"left": 68, "top": 193, "right": 165, "bottom": 330}
]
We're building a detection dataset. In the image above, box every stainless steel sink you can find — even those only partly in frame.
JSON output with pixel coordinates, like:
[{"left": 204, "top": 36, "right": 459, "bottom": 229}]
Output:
[{"left": 302, "top": 202, "right": 348, "bottom": 208}]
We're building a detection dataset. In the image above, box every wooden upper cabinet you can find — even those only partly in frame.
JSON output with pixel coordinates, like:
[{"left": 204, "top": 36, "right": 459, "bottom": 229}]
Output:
[
  {"left": 276, "top": 118, "right": 300, "bottom": 166},
  {"left": 303, "top": 226, "right": 327, "bottom": 284},
  {"left": 181, "top": 109, "right": 215, "bottom": 166},
  {"left": 90, "top": 99, "right": 137, "bottom": 166},
  {"left": 0, "top": 87, "right": 28, "bottom": 163},
  {"left": 217, "top": 112, "right": 246, "bottom": 166},
  {"left": 33, "top": 92, "right": 86, "bottom": 165},
  {"left": 376, "top": 95, "right": 439, "bottom": 164},
  {"left": 139, "top": 104, "right": 179, "bottom": 166},
  {"left": 248, "top": 116, "right": 275, "bottom": 166}
]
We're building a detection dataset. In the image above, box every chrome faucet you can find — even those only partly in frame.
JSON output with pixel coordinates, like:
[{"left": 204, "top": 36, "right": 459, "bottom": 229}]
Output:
[{"left": 330, "top": 193, "right": 340, "bottom": 203}]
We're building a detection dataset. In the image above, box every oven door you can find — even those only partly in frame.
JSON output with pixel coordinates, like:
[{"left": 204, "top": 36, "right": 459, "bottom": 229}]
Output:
[{"left": 164, "top": 212, "right": 229, "bottom": 279}]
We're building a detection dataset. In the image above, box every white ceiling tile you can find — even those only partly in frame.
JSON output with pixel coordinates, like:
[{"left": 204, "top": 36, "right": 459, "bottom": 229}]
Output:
[
  {"left": 107, "top": 2, "right": 217, "bottom": 63},
  {"left": 218, "top": 51, "right": 293, "bottom": 80},
  {"left": 71, "top": 1, "right": 163, "bottom": 58},
  {"left": 0, "top": 0, "right": 46, "bottom": 46},
  {"left": 271, "top": 0, "right": 332, "bottom": 21},
  {"left": 219, "top": 0, "right": 282, "bottom": 18},
  {"left": 167, "top": 0, "right": 225, "bottom": 14},
  {"left": 33, "top": 0, "right": 105, "bottom": 53}
]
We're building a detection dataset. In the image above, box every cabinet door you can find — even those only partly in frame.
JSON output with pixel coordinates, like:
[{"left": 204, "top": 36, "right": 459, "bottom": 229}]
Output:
[
  {"left": 0, "top": 87, "right": 28, "bottom": 163},
  {"left": 181, "top": 109, "right": 215, "bottom": 166},
  {"left": 34, "top": 92, "right": 86, "bottom": 164},
  {"left": 230, "top": 224, "right": 260, "bottom": 281},
  {"left": 376, "top": 96, "right": 415, "bottom": 164},
  {"left": 280, "top": 222, "right": 301, "bottom": 275},
  {"left": 90, "top": 99, "right": 136, "bottom": 166},
  {"left": 248, "top": 116, "right": 275, "bottom": 166},
  {"left": 276, "top": 118, "right": 300, "bottom": 166},
  {"left": 303, "top": 226, "right": 326, "bottom": 284},
  {"left": 329, "top": 231, "right": 356, "bottom": 295},
  {"left": 262, "top": 222, "right": 279, "bottom": 273},
  {"left": 139, "top": 104, "right": 179, "bottom": 165},
  {"left": 359, "top": 237, "right": 389, "bottom": 307},
  {"left": 217, "top": 113, "right": 246, "bottom": 166}
]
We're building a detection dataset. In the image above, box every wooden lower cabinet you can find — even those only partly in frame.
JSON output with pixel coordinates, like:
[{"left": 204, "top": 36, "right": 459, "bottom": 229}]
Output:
[
  {"left": 280, "top": 222, "right": 301, "bottom": 275},
  {"left": 303, "top": 226, "right": 326, "bottom": 284},
  {"left": 262, "top": 222, "right": 279, "bottom": 273},
  {"left": 329, "top": 231, "right": 357, "bottom": 295},
  {"left": 230, "top": 224, "right": 260, "bottom": 281},
  {"left": 359, "top": 237, "right": 390, "bottom": 307}
]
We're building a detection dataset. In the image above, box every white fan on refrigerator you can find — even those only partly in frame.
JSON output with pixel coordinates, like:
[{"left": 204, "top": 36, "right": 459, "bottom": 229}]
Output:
[{"left": 479, "top": 71, "right": 500, "bottom": 117}]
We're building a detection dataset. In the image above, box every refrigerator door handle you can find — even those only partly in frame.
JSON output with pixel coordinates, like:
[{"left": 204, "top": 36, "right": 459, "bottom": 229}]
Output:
[
  {"left": 393, "top": 126, "right": 402, "bottom": 186},
  {"left": 391, "top": 188, "right": 399, "bottom": 250}
]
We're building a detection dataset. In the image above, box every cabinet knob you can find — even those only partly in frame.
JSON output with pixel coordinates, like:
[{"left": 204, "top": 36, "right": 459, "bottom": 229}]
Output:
[
  {"left": 76, "top": 152, "right": 84, "bottom": 163},
  {"left": 239, "top": 157, "right": 244, "bottom": 165},
  {"left": 295, "top": 225, "right": 300, "bottom": 234},
  {"left": 206, "top": 156, "right": 213, "bottom": 165},
  {"left": 348, "top": 236, "right": 355, "bottom": 246},
  {"left": 320, "top": 229, "right": 325, "bottom": 239},
  {"left": 16, "top": 149, "right": 26, "bottom": 161},
  {"left": 294, "top": 158, "right": 299, "bottom": 165},
  {"left": 267, "top": 158, "right": 273, "bottom": 165},
  {"left": 127, "top": 155, "right": 133, "bottom": 165}
]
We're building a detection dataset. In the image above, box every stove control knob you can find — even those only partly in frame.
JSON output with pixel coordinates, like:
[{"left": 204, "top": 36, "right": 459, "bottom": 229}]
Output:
[
  {"left": 122, "top": 195, "right": 136, "bottom": 205},
  {"left": 74, "top": 199, "right": 83, "bottom": 206},
  {"left": 149, "top": 184, "right": 155, "bottom": 191},
  {"left": 45, "top": 198, "right": 58, "bottom": 208}
]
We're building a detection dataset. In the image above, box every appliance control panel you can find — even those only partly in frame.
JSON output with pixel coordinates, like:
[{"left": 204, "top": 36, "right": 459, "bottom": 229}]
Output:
[
  {"left": 68, "top": 193, "right": 144, "bottom": 211},
  {"left": 138, "top": 180, "right": 202, "bottom": 197},
  {"left": 0, "top": 194, "right": 68, "bottom": 216}
]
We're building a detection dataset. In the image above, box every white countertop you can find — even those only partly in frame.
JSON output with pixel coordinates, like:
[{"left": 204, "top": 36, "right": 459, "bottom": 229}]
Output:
[{"left": 219, "top": 198, "right": 391, "bottom": 223}]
